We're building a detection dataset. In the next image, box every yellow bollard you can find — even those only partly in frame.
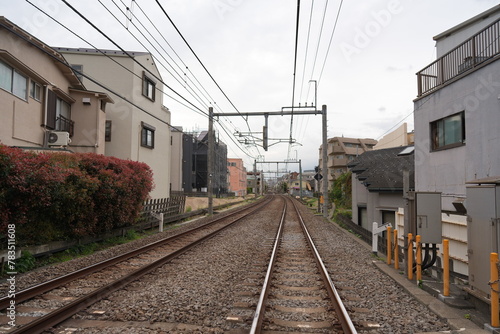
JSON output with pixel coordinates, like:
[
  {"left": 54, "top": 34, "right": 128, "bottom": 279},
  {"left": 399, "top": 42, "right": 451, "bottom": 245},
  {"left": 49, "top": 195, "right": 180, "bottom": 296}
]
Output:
[
  {"left": 408, "top": 233, "right": 413, "bottom": 280},
  {"left": 490, "top": 253, "right": 499, "bottom": 328},
  {"left": 443, "top": 239, "right": 449, "bottom": 297},
  {"left": 394, "top": 229, "right": 399, "bottom": 270},
  {"left": 387, "top": 226, "right": 392, "bottom": 265},
  {"left": 416, "top": 235, "right": 422, "bottom": 282}
]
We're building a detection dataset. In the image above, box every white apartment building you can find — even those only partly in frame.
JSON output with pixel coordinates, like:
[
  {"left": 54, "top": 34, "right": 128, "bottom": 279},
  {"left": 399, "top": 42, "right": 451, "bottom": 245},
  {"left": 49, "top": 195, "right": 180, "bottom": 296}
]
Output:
[{"left": 57, "top": 48, "right": 171, "bottom": 199}]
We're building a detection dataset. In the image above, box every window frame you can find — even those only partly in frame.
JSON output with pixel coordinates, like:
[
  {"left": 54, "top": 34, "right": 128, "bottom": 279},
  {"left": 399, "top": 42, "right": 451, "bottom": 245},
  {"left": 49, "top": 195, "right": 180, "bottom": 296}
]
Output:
[
  {"left": 142, "top": 72, "right": 156, "bottom": 101},
  {"left": 70, "top": 64, "right": 83, "bottom": 82},
  {"left": 29, "top": 80, "right": 41, "bottom": 101},
  {"left": 0, "top": 59, "right": 28, "bottom": 100},
  {"left": 430, "top": 111, "right": 465, "bottom": 151},
  {"left": 141, "top": 121, "right": 155, "bottom": 149},
  {"left": 105, "top": 120, "right": 112, "bottom": 142}
]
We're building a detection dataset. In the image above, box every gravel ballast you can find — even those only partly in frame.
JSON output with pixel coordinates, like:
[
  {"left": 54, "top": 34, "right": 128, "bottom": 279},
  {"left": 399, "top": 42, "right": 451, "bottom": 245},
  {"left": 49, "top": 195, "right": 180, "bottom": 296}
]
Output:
[{"left": 2, "top": 198, "right": 452, "bottom": 333}]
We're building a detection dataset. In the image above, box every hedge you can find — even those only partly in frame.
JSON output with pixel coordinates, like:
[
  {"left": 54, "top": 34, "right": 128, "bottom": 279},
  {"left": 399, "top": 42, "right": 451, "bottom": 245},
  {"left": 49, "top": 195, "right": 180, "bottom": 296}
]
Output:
[{"left": 0, "top": 145, "right": 154, "bottom": 246}]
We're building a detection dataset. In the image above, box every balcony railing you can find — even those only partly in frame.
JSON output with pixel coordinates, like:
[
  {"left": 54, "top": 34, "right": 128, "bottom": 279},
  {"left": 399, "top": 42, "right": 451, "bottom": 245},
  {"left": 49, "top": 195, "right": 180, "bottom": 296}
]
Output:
[
  {"left": 416, "top": 19, "right": 500, "bottom": 97},
  {"left": 56, "top": 115, "right": 74, "bottom": 137}
]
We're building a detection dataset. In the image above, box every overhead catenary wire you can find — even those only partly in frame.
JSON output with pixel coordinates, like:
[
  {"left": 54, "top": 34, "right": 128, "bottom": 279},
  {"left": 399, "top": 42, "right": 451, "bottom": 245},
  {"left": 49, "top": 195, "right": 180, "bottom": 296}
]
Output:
[
  {"left": 153, "top": 0, "right": 260, "bottom": 157},
  {"left": 103, "top": 0, "right": 212, "bottom": 111},
  {"left": 316, "top": 0, "right": 344, "bottom": 87},
  {"left": 288, "top": 0, "right": 301, "bottom": 165},
  {"left": 24, "top": 0, "right": 256, "bottom": 160},
  {"left": 60, "top": 0, "right": 258, "bottom": 160}
]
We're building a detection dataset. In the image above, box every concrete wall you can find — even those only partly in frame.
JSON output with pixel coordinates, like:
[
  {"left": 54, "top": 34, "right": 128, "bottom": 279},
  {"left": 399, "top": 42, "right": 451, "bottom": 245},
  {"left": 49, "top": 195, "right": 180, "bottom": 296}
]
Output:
[
  {"left": 414, "top": 59, "right": 500, "bottom": 211},
  {"left": 374, "top": 123, "right": 408, "bottom": 150}
]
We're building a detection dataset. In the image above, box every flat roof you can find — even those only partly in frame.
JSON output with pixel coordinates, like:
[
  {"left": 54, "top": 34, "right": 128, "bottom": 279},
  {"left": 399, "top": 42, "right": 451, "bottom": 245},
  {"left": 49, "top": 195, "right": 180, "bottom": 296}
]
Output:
[
  {"left": 54, "top": 47, "right": 149, "bottom": 57},
  {"left": 434, "top": 4, "right": 500, "bottom": 41}
]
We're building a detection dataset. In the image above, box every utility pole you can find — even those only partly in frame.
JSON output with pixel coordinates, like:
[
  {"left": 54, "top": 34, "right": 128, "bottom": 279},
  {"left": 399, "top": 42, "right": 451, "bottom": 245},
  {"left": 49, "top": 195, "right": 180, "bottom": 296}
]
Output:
[
  {"left": 322, "top": 105, "right": 328, "bottom": 218},
  {"left": 253, "top": 159, "right": 257, "bottom": 199},
  {"left": 208, "top": 107, "right": 214, "bottom": 215},
  {"left": 299, "top": 159, "right": 302, "bottom": 199}
]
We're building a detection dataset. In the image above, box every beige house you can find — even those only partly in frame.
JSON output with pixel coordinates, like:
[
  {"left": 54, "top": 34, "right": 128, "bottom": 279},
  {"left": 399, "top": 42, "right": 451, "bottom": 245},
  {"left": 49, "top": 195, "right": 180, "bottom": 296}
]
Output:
[
  {"left": 0, "top": 17, "right": 112, "bottom": 154},
  {"left": 56, "top": 47, "right": 172, "bottom": 199}
]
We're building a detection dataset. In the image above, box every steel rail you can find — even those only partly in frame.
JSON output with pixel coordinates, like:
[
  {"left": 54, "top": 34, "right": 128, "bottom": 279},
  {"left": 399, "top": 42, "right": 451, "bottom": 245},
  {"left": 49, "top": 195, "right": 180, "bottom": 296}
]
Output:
[
  {"left": 290, "top": 199, "right": 357, "bottom": 334},
  {"left": 5, "top": 198, "right": 274, "bottom": 334},
  {"left": 0, "top": 196, "right": 269, "bottom": 311},
  {"left": 249, "top": 196, "right": 287, "bottom": 334}
]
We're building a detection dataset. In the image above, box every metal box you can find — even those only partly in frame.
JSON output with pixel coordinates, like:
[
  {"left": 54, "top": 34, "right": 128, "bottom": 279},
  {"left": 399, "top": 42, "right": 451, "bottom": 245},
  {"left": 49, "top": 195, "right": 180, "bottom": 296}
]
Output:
[
  {"left": 415, "top": 192, "right": 442, "bottom": 244},
  {"left": 466, "top": 179, "right": 500, "bottom": 296}
]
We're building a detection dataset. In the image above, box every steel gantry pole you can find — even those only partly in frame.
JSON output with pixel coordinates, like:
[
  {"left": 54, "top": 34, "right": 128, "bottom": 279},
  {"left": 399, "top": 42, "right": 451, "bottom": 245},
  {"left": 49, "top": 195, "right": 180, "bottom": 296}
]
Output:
[
  {"left": 322, "top": 105, "right": 328, "bottom": 218},
  {"left": 299, "top": 159, "right": 303, "bottom": 199},
  {"left": 208, "top": 107, "right": 214, "bottom": 215}
]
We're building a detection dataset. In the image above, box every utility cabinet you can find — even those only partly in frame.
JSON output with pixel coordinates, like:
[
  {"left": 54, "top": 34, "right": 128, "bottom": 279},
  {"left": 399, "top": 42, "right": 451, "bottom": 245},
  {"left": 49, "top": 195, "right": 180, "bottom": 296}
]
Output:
[
  {"left": 466, "top": 177, "right": 500, "bottom": 296},
  {"left": 415, "top": 192, "right": 442, "bottom": 244}
]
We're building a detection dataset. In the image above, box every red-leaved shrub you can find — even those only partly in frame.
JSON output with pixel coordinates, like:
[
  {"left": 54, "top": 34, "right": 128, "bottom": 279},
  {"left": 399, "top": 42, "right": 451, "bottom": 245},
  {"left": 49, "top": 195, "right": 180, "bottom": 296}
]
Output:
[{"left": 0, "top": 145, "right": 154, "bottom": 245}]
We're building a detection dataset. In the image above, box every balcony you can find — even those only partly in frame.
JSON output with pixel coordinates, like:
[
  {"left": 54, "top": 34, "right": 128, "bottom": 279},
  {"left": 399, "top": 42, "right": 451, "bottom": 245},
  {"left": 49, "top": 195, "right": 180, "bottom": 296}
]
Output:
[
  {"left": 416, "top": 19, "right": 500, "bottom": 98},
  {"left": 56, "top": 115, "right": 75, "bottom": 137}
]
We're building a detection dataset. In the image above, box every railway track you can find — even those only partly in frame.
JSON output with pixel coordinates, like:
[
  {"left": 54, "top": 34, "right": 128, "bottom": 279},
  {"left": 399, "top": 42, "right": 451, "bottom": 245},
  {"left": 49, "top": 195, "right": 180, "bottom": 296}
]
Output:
[
  {"left": 248, "top": 196, "right": 357, "bottom": 333},
  {"left": 0, "top": 196, "right": 272, "bottom": 334}
]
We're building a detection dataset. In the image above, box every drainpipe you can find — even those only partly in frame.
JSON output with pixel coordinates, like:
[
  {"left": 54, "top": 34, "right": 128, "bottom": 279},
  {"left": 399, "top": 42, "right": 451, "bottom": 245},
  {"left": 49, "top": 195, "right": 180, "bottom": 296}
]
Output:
[
  {"left": 42, "top": 84, "right": 49, "bottom": 147},
  {"left": 95, "top": 97, "right": 100, "bottom": 153}
]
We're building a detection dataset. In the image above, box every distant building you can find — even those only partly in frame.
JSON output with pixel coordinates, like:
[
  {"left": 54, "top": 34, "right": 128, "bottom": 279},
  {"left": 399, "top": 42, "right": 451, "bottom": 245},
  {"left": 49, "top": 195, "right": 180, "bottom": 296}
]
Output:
[
  {"left": 319, "top": 137, "right": 377, "bottom": 190},
  {"left": 374, "top": 123, "right": 414, "bottom": 150},
  {"left": 247, "top": 171, "right": 261, "bottom": 195},
  {"left": 227, "top": 158, "right": 247, "bottom": 197},
  {"left": 182, "top": 131, "right": 228, "bottom": 196}
]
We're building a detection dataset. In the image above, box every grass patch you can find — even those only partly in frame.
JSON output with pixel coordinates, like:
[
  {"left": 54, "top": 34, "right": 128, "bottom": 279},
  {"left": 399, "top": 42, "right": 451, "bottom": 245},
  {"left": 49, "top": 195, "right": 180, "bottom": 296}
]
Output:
[{"left": 23, "top": 229, "right": 146, "bottom": 273}]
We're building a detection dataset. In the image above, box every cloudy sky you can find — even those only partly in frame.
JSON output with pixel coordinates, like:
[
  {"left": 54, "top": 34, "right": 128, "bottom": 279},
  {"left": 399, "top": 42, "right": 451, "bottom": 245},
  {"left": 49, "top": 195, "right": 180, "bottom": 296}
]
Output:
[{"left": 2, "top": 0, "right": 498, "bottom": 174}]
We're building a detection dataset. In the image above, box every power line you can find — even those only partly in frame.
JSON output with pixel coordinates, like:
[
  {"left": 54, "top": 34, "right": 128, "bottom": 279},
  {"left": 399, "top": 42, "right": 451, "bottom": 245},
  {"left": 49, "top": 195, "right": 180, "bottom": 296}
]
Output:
[
  {"left": 317, "top": 0, "right": 344, "bottom": 87},
  {"left": 24, "top": 0, "right": 256, "bottom": 161},
  {"left": 102, "top": 0, "right": 212, "bottom": 111},
  {"left": 153, "top": 0, "right": 260, "bottom": 157},
  {"left": 59, "top": 0, "right": 257, "bottom": 159},
  {"left": 298, "top": 0, "right": 315, "bottom": 104}
]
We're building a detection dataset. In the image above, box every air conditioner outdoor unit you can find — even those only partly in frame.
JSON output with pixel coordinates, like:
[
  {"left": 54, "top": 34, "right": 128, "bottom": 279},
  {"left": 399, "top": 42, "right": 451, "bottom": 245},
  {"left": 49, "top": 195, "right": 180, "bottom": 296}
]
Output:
[{"left": 47, "top": 131, "right": 70, "bottom": 146}]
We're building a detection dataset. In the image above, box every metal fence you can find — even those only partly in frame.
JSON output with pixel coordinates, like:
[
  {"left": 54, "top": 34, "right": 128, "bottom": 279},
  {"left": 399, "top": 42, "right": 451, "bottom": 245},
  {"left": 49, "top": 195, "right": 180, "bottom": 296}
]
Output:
[
  {"left": 417, "top": 19, "right": 500, "bottom": 97},
  {"left": 335, "top": 214, "right": 387, "bottom": 255}
]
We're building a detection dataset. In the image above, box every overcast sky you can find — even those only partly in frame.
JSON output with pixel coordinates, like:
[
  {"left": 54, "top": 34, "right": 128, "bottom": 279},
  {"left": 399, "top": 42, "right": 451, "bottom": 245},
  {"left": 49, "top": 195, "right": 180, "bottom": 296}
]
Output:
[{"left": 2, "top": 0, "right": 498, "bottom": 174}]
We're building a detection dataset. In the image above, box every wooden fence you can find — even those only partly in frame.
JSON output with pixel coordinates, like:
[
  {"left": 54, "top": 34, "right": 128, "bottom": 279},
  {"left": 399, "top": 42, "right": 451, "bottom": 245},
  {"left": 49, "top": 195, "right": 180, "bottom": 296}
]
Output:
[{"left": 138, "top": 195, "right": 186, "bottom": 229}]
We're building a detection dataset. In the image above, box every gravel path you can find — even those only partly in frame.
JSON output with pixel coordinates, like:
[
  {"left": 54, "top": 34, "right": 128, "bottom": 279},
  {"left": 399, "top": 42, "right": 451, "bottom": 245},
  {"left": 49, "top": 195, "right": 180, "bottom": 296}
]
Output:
[{"left": 2, "top": 197, "right": 451, "bottom": 333}]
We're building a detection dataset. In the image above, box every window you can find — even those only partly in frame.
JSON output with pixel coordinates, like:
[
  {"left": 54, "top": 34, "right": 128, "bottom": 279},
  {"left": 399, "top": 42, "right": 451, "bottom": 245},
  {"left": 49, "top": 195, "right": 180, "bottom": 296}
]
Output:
[
  {"left": 0, "top": 60, "right": 27, "bottom": 100},
  {"left": 105, "top": 120, "right": 112, "bottom": 141},
  {"left": 431, "top": 111, "right": 465, "bottom": 150},
  {"left": 30, "top": 81, "right": 41, "bottom": 101},
  {"left": 141, "top": 122, "right": 155, "bottom": 148},
  {"left": 71, "top": 64, "right": 83, "bottom": 81},
  {"left": 142, "top": 72, "right": 156, "bottom": 101},
  {"left": 45, "top": 89, "right": 74, "bottom": 136}
]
